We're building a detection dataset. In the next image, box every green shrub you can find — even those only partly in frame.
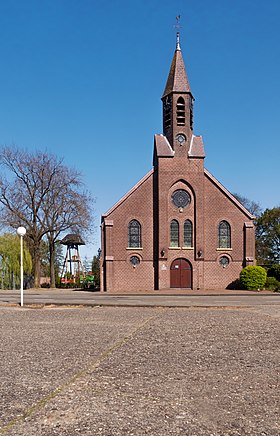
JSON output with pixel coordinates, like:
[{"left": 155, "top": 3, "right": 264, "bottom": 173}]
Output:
[
  {"left": 267, "top": 264, "right": 280, "bottom": 281},
  {"left": 265, "top": 276, "right": 280, "bottom": 291},
  {"left": 240, "top": 266, "right": 267, "bottom": 290}
]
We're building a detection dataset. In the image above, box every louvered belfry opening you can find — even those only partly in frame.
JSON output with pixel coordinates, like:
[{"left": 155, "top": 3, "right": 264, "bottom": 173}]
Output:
[{"left": 176, "top": 96, "right": 185, "bottom": 126}]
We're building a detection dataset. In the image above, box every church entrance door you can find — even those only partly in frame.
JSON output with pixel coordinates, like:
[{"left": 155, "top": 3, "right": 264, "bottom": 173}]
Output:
[{"left": 170, "top": 258, "right": 192, "bottom": 288}]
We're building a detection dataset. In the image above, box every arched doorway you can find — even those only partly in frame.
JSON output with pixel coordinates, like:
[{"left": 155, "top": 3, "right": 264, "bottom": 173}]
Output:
[{"left": 170, "top": 258, "right": 192, "bottom": 288}]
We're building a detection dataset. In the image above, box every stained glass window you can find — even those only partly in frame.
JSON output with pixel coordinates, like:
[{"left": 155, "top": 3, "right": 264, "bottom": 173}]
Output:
[
  {"left": 128, "top": 220, "right": 141, "bottom": 248},
  {"left": 171, "top": 190, "right": 191, "bottom": 209},
  {"left": 130, "top": 256, "right": 140, "bottom": 266},
  {"left": 218, "top": 221, "right": 231, "bottom": 248},
  {"left": 170, "top": 220, "right": 179, "bottom": 247},
  {"left": 219, "top": 256, "right": 230, "bottom": 267},
  {"left": 184, "top": 220, "right": 193, "bottom": 247}
]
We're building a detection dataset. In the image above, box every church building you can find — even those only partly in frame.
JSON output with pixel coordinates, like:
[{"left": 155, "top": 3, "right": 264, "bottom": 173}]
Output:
[{"left": 101, "top": 33, "right": 255, "bottom": 292}]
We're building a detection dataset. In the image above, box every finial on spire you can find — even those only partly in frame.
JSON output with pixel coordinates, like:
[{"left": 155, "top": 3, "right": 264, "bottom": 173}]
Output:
[
  {"left": 176, "top": 32, "right": 181, "bottom": 50},
  {"left": 174, "top": 15, "right": 182, "bottom": 51}
]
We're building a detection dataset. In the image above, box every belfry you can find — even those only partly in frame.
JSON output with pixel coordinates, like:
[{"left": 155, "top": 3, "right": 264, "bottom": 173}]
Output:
[{"left": 101, "top": 32, "right": 255, "bottom": 292}]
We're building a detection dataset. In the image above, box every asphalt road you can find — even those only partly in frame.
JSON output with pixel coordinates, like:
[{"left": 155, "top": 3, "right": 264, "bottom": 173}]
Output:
[{"left": 0, "top": 289, "right": 280, "bottom": 307}]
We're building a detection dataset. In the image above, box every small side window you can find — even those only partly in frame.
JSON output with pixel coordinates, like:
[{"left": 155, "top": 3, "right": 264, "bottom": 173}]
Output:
[
  {"left": 170, "top": 220, "right": 179, "bottom": 247},
  {"left": 219, "top": 256, "right": 230, "bottom": 267},
  {"left": 218, "top": 221, "right": 231, "bottom": 248},
  {"left": 130, "top": 256, "right": 140, "bottom": 267},
  {"left": 128, "top": 220, "right": 141, "bottom": 248},
  {"left": 184, "top": 220, "right": 193, "bottom": 247}
]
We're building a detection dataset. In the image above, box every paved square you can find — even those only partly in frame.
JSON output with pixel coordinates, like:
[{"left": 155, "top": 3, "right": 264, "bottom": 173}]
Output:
[{"left": 0, "top": 306, "right": 279, "bottom": 435}]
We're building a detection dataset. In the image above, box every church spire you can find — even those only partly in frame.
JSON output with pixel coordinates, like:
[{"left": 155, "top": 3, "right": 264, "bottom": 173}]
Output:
[
  {"left": 162, "top": 31, "right": 191, "bottom": 98},
  {"left": 161, "top": 29, "right": 194, "bottom": 151}
]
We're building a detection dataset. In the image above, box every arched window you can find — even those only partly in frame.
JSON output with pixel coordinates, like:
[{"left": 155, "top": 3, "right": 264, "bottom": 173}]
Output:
[
  {"left": 170, "top": 220, "right": 179, "bottom": 247},
  {"left": 128, "top": 220, "right": 141, "bottom": 248},
  {"left": 176, "top": 97, "right": 185, "bottom": 126},
  {"left": 184, "top": 220, "right": 193, "bottom": 247},
  {"left": 218, "top": 221, "right": 231, "bottom": 248}
]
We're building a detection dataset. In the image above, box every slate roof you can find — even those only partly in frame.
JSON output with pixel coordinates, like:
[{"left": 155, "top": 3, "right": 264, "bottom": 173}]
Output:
[{"left": 162, "top": 44, "right": 191, "bottom": 98}]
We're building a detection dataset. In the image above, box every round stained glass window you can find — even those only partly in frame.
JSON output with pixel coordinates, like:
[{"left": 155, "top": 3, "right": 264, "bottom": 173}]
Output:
[
  {"left": 219, "top": 256, "right": 230, "bottom": 267},
  {"left": 171, "top": 190, "right": 191, "bottom": 209},
  {"left": 130, "top": 256, "right": 140, "bottom": 266}
]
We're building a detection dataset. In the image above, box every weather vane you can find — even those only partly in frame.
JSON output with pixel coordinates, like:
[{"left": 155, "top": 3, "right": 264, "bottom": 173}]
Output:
[
  {"left": 174, "top": 15, "right": 182, "bottom": 30},
  {"left": 174, "top": 15, "right": 182, "bottom": 49}
]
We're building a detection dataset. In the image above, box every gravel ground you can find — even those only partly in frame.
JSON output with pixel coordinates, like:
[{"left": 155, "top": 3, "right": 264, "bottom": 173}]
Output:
[{"left": 0, "top": 305, "right": 279, "bottom": 435}]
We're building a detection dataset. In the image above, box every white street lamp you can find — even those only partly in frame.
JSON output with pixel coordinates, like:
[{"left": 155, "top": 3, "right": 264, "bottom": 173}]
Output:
[{"left": 17, "top": 227, "right": 26, "bottom": 307}]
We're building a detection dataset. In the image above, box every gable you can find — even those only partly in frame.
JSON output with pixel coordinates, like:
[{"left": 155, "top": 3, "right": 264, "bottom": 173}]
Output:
[
  {"left": 204, "top": 169, "right": 255, "bottom": 220},
  {"left": 102, "top": 169, "right": 154, "bottom": 218}
]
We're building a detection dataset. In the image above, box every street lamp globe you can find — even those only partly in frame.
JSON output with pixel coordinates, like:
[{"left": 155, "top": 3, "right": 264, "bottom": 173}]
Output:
[{"left": 17, "top": 226, "right": 26, "bottom": 237}]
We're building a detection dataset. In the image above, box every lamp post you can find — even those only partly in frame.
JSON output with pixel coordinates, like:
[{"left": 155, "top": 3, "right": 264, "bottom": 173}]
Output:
[{"left": 17, "top": 227, "right": 26, "bottom": 307}]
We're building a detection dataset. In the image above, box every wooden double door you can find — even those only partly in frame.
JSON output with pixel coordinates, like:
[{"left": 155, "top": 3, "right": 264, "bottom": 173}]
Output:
[{"left": 170, "top": 258, "right": 192, "bottom": 289}]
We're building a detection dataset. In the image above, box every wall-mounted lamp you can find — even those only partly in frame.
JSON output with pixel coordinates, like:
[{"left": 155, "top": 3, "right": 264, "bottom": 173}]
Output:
[
  {"left": 198, "top": 249, "right": 203, "bottom": 258},
  {"left": 161, "top": 249, "right": 165, "bottom": 257}
]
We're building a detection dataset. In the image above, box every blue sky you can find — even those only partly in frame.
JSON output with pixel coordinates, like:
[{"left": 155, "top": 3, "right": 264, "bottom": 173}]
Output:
[{"left": 0, "top": 0, "right": 279, "bottom": 259}]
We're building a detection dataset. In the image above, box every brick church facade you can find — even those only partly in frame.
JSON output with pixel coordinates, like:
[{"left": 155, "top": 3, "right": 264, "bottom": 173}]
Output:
[{"left": 101, "top": 33, "right": 255, "bottom": 292}]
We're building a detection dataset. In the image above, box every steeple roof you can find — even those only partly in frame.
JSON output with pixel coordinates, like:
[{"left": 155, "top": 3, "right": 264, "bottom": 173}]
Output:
[{"left": 162, "top": 32, "right": 191, "bottom": 98}]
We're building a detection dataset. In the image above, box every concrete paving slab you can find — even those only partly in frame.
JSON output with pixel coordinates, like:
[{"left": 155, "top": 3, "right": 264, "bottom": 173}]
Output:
[{"left": 0, "top": 306, "right": 279, "bottom": 435}]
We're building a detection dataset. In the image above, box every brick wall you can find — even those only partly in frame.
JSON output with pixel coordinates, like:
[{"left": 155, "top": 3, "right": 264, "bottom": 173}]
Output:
[
  {"left": 101, "top": 151, "right": 255, "bottom": 291},
  {"left": 101, "top": 171, "right": 154, "bottom": 292}
]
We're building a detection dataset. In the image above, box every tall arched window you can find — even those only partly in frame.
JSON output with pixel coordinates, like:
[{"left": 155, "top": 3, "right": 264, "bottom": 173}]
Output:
[
  {"left": 184, "top": 220, "right": 193, "bottom": 247},
  {"left": 170, "top": 220, "right": 179, "bottom": 247},
  {"left": 128, "top": 220, "right": 141, "bottom": 248},
  {"left": 176, "top": 97, "right": 185, "bottom": 126},
  {"left": 218, "top": 221, "right": 231, "bottom": 248}
]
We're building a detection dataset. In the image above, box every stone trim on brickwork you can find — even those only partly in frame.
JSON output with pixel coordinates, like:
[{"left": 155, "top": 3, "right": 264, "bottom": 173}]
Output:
[
  {"left": 188, "top": 135, "right": 205, "bottom": 158},
  {"left": 154, "top": 134, "right": 174, "bottom": 157},
  {"left": 244, "top": 221, "right": 254, "bottom": 228},
  {"left": 104, "top": 219, "right": 114, "bottom": 226}
]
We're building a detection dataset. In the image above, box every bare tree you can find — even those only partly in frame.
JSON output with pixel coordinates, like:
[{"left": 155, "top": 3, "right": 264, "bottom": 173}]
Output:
[
  {"left": 232, "top": 193, "right": 262, "bottom": 218},
  {"left": 0, "top": 146, "right": 94, "bottom": 288},
  {"left": 42, "top": 166, "right": 94, "bottom": 287}
]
